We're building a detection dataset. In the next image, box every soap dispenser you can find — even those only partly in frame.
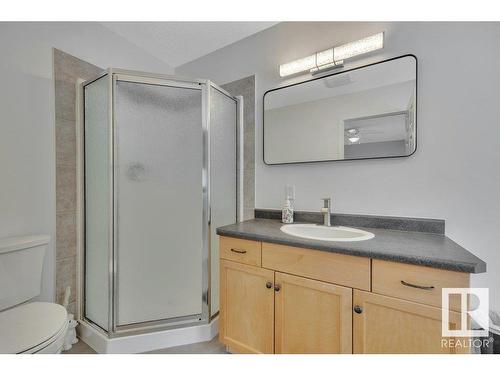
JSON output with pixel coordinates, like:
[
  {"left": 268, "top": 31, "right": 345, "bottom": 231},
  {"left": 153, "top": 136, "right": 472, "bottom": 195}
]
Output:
[{"left": 282, "top": 185, "right": 295, "bottom": 224}]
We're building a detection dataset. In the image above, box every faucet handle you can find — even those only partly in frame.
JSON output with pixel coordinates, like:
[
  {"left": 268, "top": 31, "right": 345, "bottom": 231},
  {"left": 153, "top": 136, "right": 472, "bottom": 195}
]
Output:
[{"left": 321, "top": 197, "right": 331, "bottom": 208}]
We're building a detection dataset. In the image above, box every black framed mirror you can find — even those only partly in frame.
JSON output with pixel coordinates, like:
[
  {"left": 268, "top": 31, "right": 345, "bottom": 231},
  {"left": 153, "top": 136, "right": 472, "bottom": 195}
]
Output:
[{"left": 263, "top": 55, "right": 417, "bottom": 165}]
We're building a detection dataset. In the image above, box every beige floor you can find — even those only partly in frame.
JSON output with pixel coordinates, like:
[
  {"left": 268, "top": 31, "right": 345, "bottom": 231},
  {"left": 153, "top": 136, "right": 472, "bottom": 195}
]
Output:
[
  {"left": 64, "top": 336, "right": 227, "bottom": 354},
  {"left": 63, "top": 340, "right": 96, "bottom": 354},
  {"left": 147, "top": 337, "right": 227, "bottom": 354}
]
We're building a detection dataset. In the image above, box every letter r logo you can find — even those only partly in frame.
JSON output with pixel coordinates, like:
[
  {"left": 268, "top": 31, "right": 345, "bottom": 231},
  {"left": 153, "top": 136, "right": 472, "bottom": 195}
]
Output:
[{"left": 442, "top": 288, "right": 489, "bottom": 337}]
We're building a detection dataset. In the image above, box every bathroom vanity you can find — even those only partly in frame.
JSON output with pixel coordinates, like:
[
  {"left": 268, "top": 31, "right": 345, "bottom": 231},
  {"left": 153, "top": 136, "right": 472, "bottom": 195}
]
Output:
[{"left": 216, "top": 213, "right": 486, "bottom": 354}]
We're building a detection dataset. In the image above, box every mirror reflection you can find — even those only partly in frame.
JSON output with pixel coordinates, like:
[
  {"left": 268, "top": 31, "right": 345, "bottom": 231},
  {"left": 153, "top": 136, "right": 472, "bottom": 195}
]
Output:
[{"left": 264, "top": 55, "right": 417, "bottom": 164}]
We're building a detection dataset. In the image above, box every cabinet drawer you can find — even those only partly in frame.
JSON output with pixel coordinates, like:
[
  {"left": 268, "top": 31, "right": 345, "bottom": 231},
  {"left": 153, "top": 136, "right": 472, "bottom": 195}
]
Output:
[
  {"left": 372, "top": 260, "right": 469, "bottom": 311},
  {"left": 220, "top": 236, "right": 262, "bottom": 266},
  {"left": 262, "top": 242, "right": 370, "bottom": 290}
]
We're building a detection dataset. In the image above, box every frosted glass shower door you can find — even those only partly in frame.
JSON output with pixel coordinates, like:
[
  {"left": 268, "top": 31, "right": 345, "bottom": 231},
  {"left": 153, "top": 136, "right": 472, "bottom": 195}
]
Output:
[
  {"left": 114, "top": 79, "right": 204, "bottom": 326},
  {"left": 209, "top": 87, "right": 237, "bottom": 315},
  {"left": 84, "top": 75, "right": 111, "bottom": 331}
]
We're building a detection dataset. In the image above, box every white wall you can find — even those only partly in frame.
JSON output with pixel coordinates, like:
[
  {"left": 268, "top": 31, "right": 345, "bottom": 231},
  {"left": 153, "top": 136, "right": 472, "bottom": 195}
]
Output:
[
  {"left": 177, "top": 22, "right": 500, "bottom": 312},
  {"left": 0, "top": 22, "right": 173, "bottom": 303}
]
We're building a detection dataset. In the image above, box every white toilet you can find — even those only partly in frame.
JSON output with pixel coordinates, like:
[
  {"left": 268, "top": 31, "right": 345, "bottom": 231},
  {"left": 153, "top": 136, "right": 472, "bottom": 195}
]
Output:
[{"left": 0, "top": 235, "right": 68, "bottom": 354}]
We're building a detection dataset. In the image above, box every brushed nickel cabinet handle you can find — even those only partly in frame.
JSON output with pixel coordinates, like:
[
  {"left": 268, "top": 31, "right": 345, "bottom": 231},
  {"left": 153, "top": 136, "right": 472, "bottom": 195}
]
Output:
[
  {"left": 230, "top": 248, "right": 247, "bottom": 254},
  {"left": 401, "top": 280, "right": 435, "bottom": 291},
  {"left": 266, "top": 281, "right": 273, "bottom": 289}
]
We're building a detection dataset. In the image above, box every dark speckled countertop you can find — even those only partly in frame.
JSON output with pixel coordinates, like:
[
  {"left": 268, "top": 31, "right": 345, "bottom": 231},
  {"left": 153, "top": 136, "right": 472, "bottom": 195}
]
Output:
[{"left": 216, "top": 218, "right": 486, "bottom": 273}]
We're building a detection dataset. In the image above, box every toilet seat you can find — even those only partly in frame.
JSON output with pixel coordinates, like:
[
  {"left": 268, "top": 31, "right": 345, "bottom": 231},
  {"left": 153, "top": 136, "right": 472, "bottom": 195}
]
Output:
[{"left": 0, "top": 302, "right": 68, "bottom": 354}]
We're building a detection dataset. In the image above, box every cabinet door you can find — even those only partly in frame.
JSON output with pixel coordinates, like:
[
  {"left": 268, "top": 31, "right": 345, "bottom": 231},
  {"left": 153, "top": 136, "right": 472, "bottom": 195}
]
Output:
[
  {"left": 353, "top": 290, "right": 468, "bottom": 354},
  {"left": 274, "top": 272, "right": 353, "bottom": 353},
  {"left": 219, "top": 259, "right": 275, "bottom": 353}
]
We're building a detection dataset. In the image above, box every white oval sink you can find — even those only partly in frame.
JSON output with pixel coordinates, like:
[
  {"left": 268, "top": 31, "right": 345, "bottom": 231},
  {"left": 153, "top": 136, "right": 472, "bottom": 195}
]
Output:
[{"left": 280, "top": 224, "right": 374, "bottom": 242}]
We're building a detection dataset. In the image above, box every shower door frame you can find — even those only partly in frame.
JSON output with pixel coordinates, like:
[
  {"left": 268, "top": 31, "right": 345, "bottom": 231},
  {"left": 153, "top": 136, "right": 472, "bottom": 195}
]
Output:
[{"left": 77, "top": 69, "right": 240, "bottom": 338}]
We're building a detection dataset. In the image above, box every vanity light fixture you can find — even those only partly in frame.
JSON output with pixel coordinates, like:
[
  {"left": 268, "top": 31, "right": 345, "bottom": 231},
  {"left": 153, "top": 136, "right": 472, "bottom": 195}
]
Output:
[
  {"left": 279, "top": 32, "right": 384, "bottom": 78},
  {"left": 333, "top": 32, "right": 384, "bottom": 61}
]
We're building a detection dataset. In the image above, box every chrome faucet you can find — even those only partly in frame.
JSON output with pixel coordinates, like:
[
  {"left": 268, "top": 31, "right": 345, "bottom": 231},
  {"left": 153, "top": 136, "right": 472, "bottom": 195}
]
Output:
[{"left": 320, "top": 198, "right": 332, "bottom": 226}]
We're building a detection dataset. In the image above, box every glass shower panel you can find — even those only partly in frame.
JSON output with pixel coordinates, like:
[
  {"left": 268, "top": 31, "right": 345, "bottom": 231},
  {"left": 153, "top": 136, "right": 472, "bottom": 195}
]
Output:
[
  {"left": 209, "top": 87, "right": 237, "bottom": 315},
  {"left": 84, "top": 76, "right": 110, "bottom": 330},
  {"left": 114, "top": 81, "right": 203, "bottom": 326}
]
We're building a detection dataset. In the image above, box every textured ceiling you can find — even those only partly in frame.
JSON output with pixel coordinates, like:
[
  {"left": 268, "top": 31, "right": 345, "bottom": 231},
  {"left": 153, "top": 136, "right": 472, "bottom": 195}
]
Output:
[{"left": 101, "top": 22, "right": 278, "bottom": 68}]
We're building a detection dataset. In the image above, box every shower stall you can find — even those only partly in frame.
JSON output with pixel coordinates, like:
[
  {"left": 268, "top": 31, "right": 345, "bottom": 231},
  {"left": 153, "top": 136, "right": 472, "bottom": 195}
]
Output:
[{"left": 78, "top": 69, "right": 239, "bottom": 346}]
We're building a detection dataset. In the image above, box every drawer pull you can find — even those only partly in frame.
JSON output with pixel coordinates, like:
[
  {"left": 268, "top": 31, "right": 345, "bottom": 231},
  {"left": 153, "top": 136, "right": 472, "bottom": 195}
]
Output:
[
  {"left": 401, "top": 280, "right": 435, "bottom": 291},
  {"left": 274, "top": 284, "right": 281, "bottom": 292},
  {"left": 266, "top": 281, "right": 273, "bottom": 289},
  {"left": 230, "top": 248, "right": 247, "bottom": 254}
]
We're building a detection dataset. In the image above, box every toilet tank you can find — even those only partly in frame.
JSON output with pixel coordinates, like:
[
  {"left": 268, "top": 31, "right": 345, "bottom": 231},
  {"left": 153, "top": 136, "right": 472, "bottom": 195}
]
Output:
[{"left": 0, "top": 235, "right": 50, "bottom": 311}]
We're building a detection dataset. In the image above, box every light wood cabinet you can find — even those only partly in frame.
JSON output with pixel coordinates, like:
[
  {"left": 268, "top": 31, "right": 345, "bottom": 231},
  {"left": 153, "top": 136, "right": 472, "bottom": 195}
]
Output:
[
  {"left": 372, "top": 259, "right": 469, "bottom": 311},
  {"left": 262, "top": 242, "right": 371, "bottom": 290},
  {"left": 274, "top": 272, "right": 352, "bottom": 353},
  {"left": 353, "top": 290, "right": 468, "bottom": 354},
  {"left": 219, "top": 236, "right": 471, "bottom": 354},
  {"left": 220, "top": 236, "right": 262, "bottom": 267},
  {"left": 219, "top": 260, "right": 274, "bottom": 353},
  {"left": 219, "top": 259, "right": 352, "bottom": 354}
]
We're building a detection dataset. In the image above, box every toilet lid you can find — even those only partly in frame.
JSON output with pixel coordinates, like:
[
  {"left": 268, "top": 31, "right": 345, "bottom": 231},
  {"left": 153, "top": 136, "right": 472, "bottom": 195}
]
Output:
[{"left": 0, "top": 302, "right": 67, "bottom": 353}]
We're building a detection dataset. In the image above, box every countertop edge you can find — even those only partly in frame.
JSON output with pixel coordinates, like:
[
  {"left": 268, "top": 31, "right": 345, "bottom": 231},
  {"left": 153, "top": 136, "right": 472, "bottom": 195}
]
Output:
[{"left": 216, "top": 227, "right": 486, "bottom": 274}]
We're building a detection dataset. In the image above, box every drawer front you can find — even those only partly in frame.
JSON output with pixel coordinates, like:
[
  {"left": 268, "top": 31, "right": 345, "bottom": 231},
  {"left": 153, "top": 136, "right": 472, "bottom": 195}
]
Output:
[
  {"left": 220, "top": 236, "right": 262, "bottom": 266},
  {"left": 262, "top": 242, "right": 370, "bottom": 290},
  {"left": 372, "top": 259, "right": 469, "bottom": 311}
]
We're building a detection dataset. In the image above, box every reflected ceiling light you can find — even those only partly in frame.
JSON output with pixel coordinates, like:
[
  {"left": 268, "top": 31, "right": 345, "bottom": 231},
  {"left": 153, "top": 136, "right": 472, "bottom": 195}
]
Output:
[
  {"left": 279, "top": 32, "right": 384, "bottom": 78},
  {"left": 323, "top": 74, "right": 353, "bottom": 89},
  {"left": 346, "top": 128, "right": 360, "bottom": 144}
]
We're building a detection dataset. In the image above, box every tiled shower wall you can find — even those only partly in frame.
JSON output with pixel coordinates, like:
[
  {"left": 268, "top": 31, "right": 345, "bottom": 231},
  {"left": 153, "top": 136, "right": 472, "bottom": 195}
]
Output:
[
  {"left": 221, "top": 76, "right": 256, "bottom": 220},
  {"left": 54, "top": 49, "right": 102, "bottom": 314}
]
